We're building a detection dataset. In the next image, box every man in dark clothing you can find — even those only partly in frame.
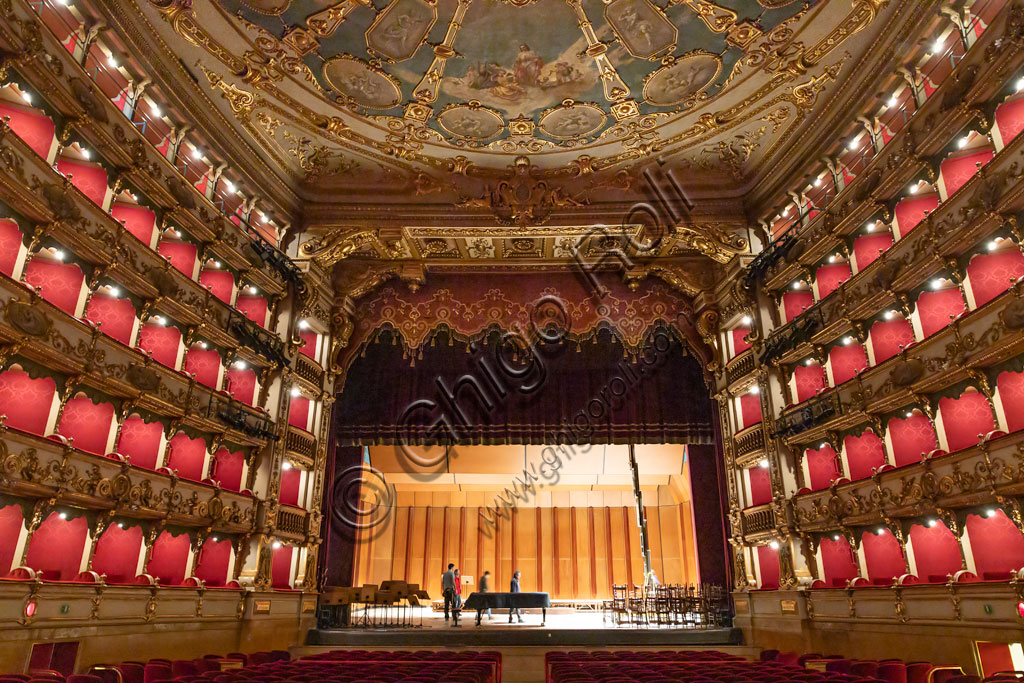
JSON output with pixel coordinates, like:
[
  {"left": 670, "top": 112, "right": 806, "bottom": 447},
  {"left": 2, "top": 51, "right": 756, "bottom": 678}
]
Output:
[
  {"left": 510, "top": 570, "right": 523, "bottom": 623},
  {"left": 479, "top": 570, "right": 492, "bottom": 619},
  {"left": 441, "top": 563, "right": 456, "bottom": 621}
]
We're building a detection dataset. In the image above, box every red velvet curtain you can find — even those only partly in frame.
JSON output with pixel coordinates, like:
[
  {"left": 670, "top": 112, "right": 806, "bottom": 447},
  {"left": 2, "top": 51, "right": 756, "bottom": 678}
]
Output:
[
  {"left": 739, "top": 393, "right": 762, "bottom": 430},
  {"left": 289, "top": 396, "right": 311, "bottom": 430},
  {"left": 299, "top": 331, "right": 319, "bottom": 360},
  {"left": 193, "top": 538, "right": 232, "bottom": 587},
  {"left": 280, "top": 468, "right": 302, "bottom": 507},
  {"left": 271, "top": 545, "right": 294, "bottom": 589}
]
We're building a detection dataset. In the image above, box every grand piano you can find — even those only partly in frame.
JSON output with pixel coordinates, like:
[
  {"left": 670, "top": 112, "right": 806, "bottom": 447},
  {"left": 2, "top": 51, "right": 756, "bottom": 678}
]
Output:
[{"left": 461, "top": 591, "right": 552, "bottom": 625}]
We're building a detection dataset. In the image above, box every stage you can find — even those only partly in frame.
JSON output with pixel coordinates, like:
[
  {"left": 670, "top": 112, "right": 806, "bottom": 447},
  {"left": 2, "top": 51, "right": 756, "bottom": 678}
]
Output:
[{"left": 307, "top": 607, "right": 742, "bottom": 647}]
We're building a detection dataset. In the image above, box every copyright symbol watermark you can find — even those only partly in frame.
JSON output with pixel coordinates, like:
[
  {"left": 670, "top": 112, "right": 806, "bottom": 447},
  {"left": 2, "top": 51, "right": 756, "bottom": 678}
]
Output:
[{"left": 330, "top": 464, "right": 395, "bottom": 538}]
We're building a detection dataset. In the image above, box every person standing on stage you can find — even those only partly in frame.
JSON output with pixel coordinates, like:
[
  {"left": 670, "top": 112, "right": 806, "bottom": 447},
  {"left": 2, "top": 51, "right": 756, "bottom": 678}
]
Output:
[
  {"left": 479, "top": 570, "right": 492, "bottom": 619},
  {"left": 454, "top": 568, "right": 463, "bottom": 611},
  {"left": 441, "top": 563, "right": 456, "bottom": 621},
  {"left": 510, "top": 569, "right": 523, "bottom": 623}
]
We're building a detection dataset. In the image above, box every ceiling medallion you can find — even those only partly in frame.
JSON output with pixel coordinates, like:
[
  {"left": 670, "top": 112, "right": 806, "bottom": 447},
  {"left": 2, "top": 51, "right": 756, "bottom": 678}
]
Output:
[
  {"left": 604, "top": 0, "right": 677, "bottom": 61},
  {"left": 459, "top": 156, "right": 587, "bottom": 227},
  {"left": 437, "top": 101, "right": 505, "bottom": 141},
  {"left": 642, "top": 50, "right": 721, "bottom": 107},
  {"left": 365, "top": 0, "right": 438, "bottom": 63},
  {"left": 538, "top": 99, "right": 607, "bottom": 140},
  {"left": 322, "top": 55, "right": 403, "bottom": 110}
]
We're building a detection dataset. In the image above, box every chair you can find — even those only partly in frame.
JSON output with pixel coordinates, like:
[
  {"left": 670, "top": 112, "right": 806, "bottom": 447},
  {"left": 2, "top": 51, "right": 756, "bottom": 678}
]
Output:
[
  {"left": 906, "top": 663, "right": 933, "bottom": 683},
  {"left": 68, "top": 677, "right": 104, "bottom": 683},
  {"left": 877, "top": 663, "right": 907, "bottom": 683}
]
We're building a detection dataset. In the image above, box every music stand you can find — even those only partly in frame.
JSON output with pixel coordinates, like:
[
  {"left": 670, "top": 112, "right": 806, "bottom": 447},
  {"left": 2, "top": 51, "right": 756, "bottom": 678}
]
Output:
[{"left": 356, "top": 585, "right": 377, "bottom": 627}]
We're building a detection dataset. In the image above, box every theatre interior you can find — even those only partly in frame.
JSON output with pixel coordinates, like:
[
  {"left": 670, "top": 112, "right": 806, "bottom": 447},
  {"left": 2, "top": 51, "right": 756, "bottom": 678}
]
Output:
[{"left": 5, "top": 0, "right": 1024, "bottom": 680}]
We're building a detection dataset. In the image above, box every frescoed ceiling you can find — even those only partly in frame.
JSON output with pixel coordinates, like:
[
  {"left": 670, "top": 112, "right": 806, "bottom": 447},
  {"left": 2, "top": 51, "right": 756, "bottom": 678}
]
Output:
[{"left": 136, "top": 0, "right": 905, "bottom": 201}]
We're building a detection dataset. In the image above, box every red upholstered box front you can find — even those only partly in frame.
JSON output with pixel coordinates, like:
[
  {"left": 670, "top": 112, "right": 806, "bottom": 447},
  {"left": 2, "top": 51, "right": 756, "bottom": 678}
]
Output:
[
  {"left": 212, "top": 447, "right": 245, "bottom": 492},
  {"left": 781, "top": 290, "right": 814, "bottom": 323},
  {"left": 148, "top": 530, "right": 191, "bottom": 586},
  {"left": 236, "top": 295, "right": 269, "bottom": 328},
  {"left": 940, "top": 149, "right": 993, "bottom": 198},
  {"left": 0, "top": 101, "right": 55, "bottom": 159},
  {"left": 299, "top": 331, "right": 319, "bottom": 361},
  {"left": 747, "top": 466, "right": 772, "bottom": 506},
  {"left": 116, "top": 415, "right": 164, "bottom": 469},
  {"left": 56, "top": 158, "right": 108, "bottom": 207},
  {"left": 828, "top": 343, "right": 867, "bottom": 386},
  {"left": 819, "top": 536, "right": 859, "bottom": 586},
  {"left": 739, "top": 393, "right": 761, "bottom": 429},
  {"left": 868, "top": 318, "right": 915, "bottom": 365},
  {"left": 852, "top": 233, "right": 894, "bottom": 271},
  {"left": 225, "top": 367, "right": 257, "bottom": 406},
  {"left": 793, "top": 364, "right": 826, "bottom": 403},
  {"left": 966, "top": 510, "right": 1024, "bottom": 579},
  {"left": 894, "top": 195, "right": 939, "bottom": 239},
  {"left": 861, "top": 529, "right": 905, "bottom": 584},
  {"left": 966, "top": 249, "right": 1024, "bottom": 307},
  {"left": 200, "top": 269, "right": 235, "bottom": 304},
  {"left": 916, "top": 288, "right": 965, "bottom": 338},
  {"left": 814, "top": 264, "right": 851, "bottom": 300},
  {"left": 997, "top": 370, "right": 1024, "bottom": 433},
  {"left": 23, "top": 259, "right": 85, "bottom": 315},
  {"left": 938, "top": 391, "right": 995, "bottom": 452},
  {"left": 805, "top": 445, "right": 840, "bottom": 491},
  {"left": 25, "top": 511, "right": 88, "bottom": 581},
  {"left": 886, "top": 413, "right": 937, "bottom": 467},
  {"left": 995, "top": 96, "right": 1024, "bottom": 147},
  {"left": 91, "top": 524, "right": 143, "bottom": 584},
  {"left": 86, "top": 294, "right": 137, "bottom": 346},
  {"left": 0, "top": 218, "right": 24, "bottom": 278},
  {"left": 0, "top": 369, "right": 56, "bottom": 436},
  {"left": 271, "top": 545, "right": 294, "bottom": 589},
  {"left": 193, "top": 537, "right": 233, "bottom": 587},
  {"left": 137, "top": 323, "right": 182, "bottom": 369},
  {"left": 110, "top": 204, "right": 157, "bottom": 246},
  {"left": 756, "top": 545, "right": 780, "bottom": 589},
  {"left": 158, "top": 241, "right": 199, "bottom": 279},
  {"left": 0, "top": 504, "right": 24, "bottom": 575},
  {"left": 843, "top": 431, "right": 887, "bottom": 481},
  {"left": 57, "top": 396, "right": 115, "bottom": 455},
  {"left": 288, "top": 395, "right": 312, "bottom": 430},
  {"left": 164, "top": 432, "right": 207, "bottom": 482},
  {"left": 731, "top": 328, "right": 751, "bottom": 356},
  {"left": 908, "top": 522, "right": 961, "bottom": 583},
  {"left": 183, "top": 347, "right": 222, "bottom": 389},
  {"left": 280, "top": 468, "right": 302, "bottom": 507}
]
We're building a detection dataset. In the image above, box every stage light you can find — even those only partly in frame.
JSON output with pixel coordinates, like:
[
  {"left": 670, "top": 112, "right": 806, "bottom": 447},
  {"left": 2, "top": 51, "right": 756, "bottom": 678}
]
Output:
[
  {"left": 298, "top": 319, "right": 310, "bottom": 330},
  {"left": 758, "top": 459, "right": 769, "bottom": 469},
  {"left": 958, "top": 136, "right": 969, "bottom": 149},
  {"left": 741, "top": 315, "right": 752, "bottom": 326},
  {"left": 927, "top": 519, "right": 937, "bottom": 527},
  {"left": 53, "top": 249, "right": 65, "bottom": 261},
  {"left": 290, "top": 387, "right": 301, "bottom": 397},
  {"left": 769, "top": 541, "right": 780, "bottom": 550},
  {"left": 986, "top": 508, "right": 998, "bottom": 518},
  {"left": 988, "top": 240, "right": 999, "bottom": 251}
]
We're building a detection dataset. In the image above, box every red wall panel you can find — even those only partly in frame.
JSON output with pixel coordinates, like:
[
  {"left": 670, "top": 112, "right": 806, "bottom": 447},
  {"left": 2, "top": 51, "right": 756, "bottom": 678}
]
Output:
[
  {"left": 137, "top": 323, "right": 181, "bottom": 369},
  {"left": 148, "top": 530, "right": 191, "bottom": 586},
  {"left": 996, "top": 96, "right": 1024, "bottom": 146},
  {"left": 966, "top": 510, "right": 1024, "bottom": 579},
  {"left": 844, "top": 431, "right": 887, "bottom": 481},
  {"left": 908, "top": 523, "right": 961, "bottom": 583},
  {"left": 739, "top": 393, "right": 761, "bottom": 430},
  {"left": 852, "top": 233, "right": 893, "bottom": 271},
  {"left": 0, "top": 102, "right": 55, "bottom": 159},
  {"left": 91, "top": 524, "right": 143, "bottom": 584},
  {"left": 0, "top": 219, "right": 24, "bottom": 278},
  {"left": 280, "top": 468, "right": 302, "bottom": 507},
  {"left": 236, "top": 296, "right": 269, "bottom": 328},
  {"left": 225, "top": 367, "right": 257, "bottom": 406},
  {"left": 887, "top": 413, "right": 938, "bottom": 466},
  {"left": 997, "top": 370, "right": 1024, "bottom": 433},
  {"left": 793, "top": 364, "right": 825, "bottom": 403},
  {"left": 212, "top": 448, "right": 245, "bottom": 492},
  {"left": 756, "top": 545, "right": 780, "bottom": 589},
  {"left": 967, "top": 249, "right": 1024, "bottom": 307},
  {"left": 828, "top": 343, "right": 867, "bottom": 386},
  {"left": 730, "top": 328, "right": 751, "bottom": 355},
  {"left": 116, "top": 415, "right": 163, "bottom": 469},
  {"left": 0, "top": 369, "right": 55, "bottom": 436},
  {"left": 747, "top": 466, "right": 772, "bottom": 506},
  {"left": 110, "top": 204, "right": 156, "bottom": 246},
  {"left": 819, "top": 537, "right": 859, "bottom": 586},
  {"left": 894, "top": 195, "right": 939, "bottom": 238},
  {"left": 298, "top": 331, "right": 319, "bottom": 361},
  {"left": 939, "top": 391, "right": 995, "bottom": 452},
  {"left": 782, "top": 291, "right": 814, "bottom": 323},
  {"left": 868, "top": 318, "right": 915, "bottom": 364},
  {"left": 193, "top": 538, "right": 232, "bottom": 587},
  {"left": 86, "top": 294, "right": 136, "bottom": 346},
  {"left": 0, "top": 504, "right": 23, "bottom": 574},
  {"left": 23, "top": 259, "right": 85, "bottom": 315},
  {"left": 940, "top": 149, "right": 993, "bottom": 198},
  {"left": 199, "top": 269, "right": 235, "bottom": 304},
  {"left": 814, "top": 264, "right": 851, "bottom": 300},
  {"left": 184, "top": 347, "right": 222, "bottom": 389},
  {"left": 271, "top": 545, "right": 293, "bottom": 589},
  {"left": 861, "top": 530, "right": 906, "bottom": 584},
  {"left": 916, "top": 288, "right": 965, "bottom": 338},
  {"left": 57, "top": 397, "right": 114, "bottom": 455},
  {"left": 805, "top": 445, "right": 840, "bottom": 491},
  {"left": 164, "top": 433, "right": 207, "bottom": 482},
  {"left": 25, "top": 512, "right": 87, "bottom": 581},
  {"left": 157, "top": 241, "right": 198, "bottom": 279},
  {"left": 56, "top": 159, "right": 108, "bottom": 207},
  {"left": 289, "top": 396, "right": 311, "bottom": 430}
]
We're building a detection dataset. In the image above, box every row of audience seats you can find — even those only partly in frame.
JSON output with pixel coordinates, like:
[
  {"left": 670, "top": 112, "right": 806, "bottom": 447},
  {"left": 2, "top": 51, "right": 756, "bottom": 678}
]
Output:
[
  {"left": 0, "top": 651, "right": 290, "bottom": 683},
  {"left": 760, "top": 650, "right": 1024, "bottom": 683}
]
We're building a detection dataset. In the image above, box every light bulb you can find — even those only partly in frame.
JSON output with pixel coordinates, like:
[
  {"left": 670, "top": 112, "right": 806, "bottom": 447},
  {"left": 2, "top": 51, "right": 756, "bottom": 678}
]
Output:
[
  {"left": 261, "top": 214, "right": 268, "bottom": 223},
  {"left": 21, "top": 91, "right": 32, "bottom": 103},
  {"left": 199, "top": 341, "right": 208, "bottom": 349},
  {"left": 828, "top": 255, "right": 836, "bottom": 263},
  {"left": 847, "top": 138, "right": 858, "bottom": 150},
  {"left": 290, "top": 387, "right": 301, "bottom": 397},
  {"left": 782, "top": 206, "right": 790, "bottom": 217},
  {"left": 248, "top": 285, "right": 258, "bottom": 294},
  {"left": 930, "top": 279, "right": 943, "bottom": 290},
  {"left": 958, "top": 136, "right": 969, "bottom": 149},
  {"left": 53, "top": 249, "right": 65, "bottom": 261},
  {"left": 906, "top": 411, "right": 913, "bottom": 418},
  {"left": 174, "top": 230, "right": 182, "bottom": 238},
  {"left": 273, "top": 542, "right": 282, "bottom": 549},
  {"left": 909, "top": 182, "right": 919, "bottom": 194},
  {"left": 769, "top": 541, "right": 779, "bottom": 550},
  {"left": 1017, "top": 77, "right": 1024, "bottom": 92},
  {"left": 927, "top": 519, "right": 937, "bottom": 527},
  {"left": 107, "top": 55, "right": 118, "bottom": 67},
  {"left": 282, "top": 461, "right": 292, "bottom": 471},
  {"left": 117, "top": 522, "right": 125, "bottom": 529},
  {"left": 888, "top": 95, "right": 898, "bottom": 107},
  {"left": 884, "top": 310, "right": 895, "bottom": 320},
  {"left": 988, "top": 240, "right": 999, "bottom": 252},
  {"left": 804, "top": 358, "right": 813, "bottom": 366},
  {"left": 225, "top": 181, "right": 236, "bottom": 193},
  {"left": 58, "top": 512, "right": 68, "bottom": 520},
  {"left": 792, "top": 281, "right": 802, "bottom": 290},
  {"left": 877, "top": 527, "right": 886, "bottom": 535},
  {"left": 741, "top": 315, "right": 752, "bottom": 326},
  {"left": 749, "top": 386, "right": 759, "bottom": 395},
  {"left": 986, "top": 508, "right": 997, "bottom": 518},
  {"left": 298, "top": 319, "right": 310, "bottom": 330},
  {"left": 213, "top": 260, "right": 221, "bottom": 268},
  {"left": 758, "top": 458, "right": 769, "bottom": 469},
  {"left": 932, "top": 39, "right": 943, "bottom": 53},
  {"left": 109, "top": 287, "right": 120, "bottom": 297},
  {"left": 843, "top": 336, "right": 853, "bottom": 346},
  {"left": 833, "top": 534, "right": 840, "bottom": 541},
  {"left": 192, "top": 147, "right": 203, "bottom": 160},
  {"left": 154, "top": 316, "right": 166, "bottom": 326},
  {"left": 234, "top": 360, "right": 246, "bottom": 369},
  {"left": 152, "top": 104, "right": 162, "bottom": 117},
  {"left": 814, "top": 177, "right": 822, "bottom": 187},
  {"left": 82, "top": 149, "right": 91, "bottom": 159}
]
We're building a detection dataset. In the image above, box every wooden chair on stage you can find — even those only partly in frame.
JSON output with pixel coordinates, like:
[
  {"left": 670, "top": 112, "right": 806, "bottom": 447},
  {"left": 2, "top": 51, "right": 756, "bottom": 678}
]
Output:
[
  {"left": 628, "top": 584, "right": 647, "bottom": 626},
  {"left": 609, "top": 584, "right": 629, "bottom": 625}
]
